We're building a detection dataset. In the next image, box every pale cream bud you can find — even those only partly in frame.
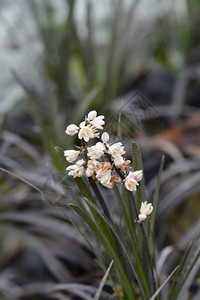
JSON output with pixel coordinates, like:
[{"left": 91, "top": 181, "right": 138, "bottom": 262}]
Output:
[
  {"left": 65, "top": 124, "right": 79, "bottom": 136},
  {"left": 79, "top": 121, "right": 86, "bottom": 128},
  {"left": 130, "top": 170, "right": 143, "bottom": 182},
  {"left": 101, "top": 132, "right": 109, "bottom": 143},
  {"left": 88, "top": 110, "right": 97, "bottom": 121},
  {"left": 64, "top": 150, "right": 80, "bottom": 162},
  {"left": 137, "top": 214, "right": 147, "bottom": 223}
]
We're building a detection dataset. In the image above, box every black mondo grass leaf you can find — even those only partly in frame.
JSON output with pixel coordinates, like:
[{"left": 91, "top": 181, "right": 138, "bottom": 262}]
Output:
[
  {"left": 16, "top": 282, "right": 117, "bottom": 300},
  {"left": 0, "top": 167, "right": 43, "bottom": 196},
  {"left": 167, "top": 232, "right": 200, "bottom": 300},
  {"left": 148, "top": 155, "right": 165, "bottom": 258},
  {"left": 131, "top": 141, "right": 146, "bottom": 210},
  {"left": 69, "top": 203, "right": 137, "bottom": 299},
  {"left": 131, "top": 142, "right": 156, "bottom": 296},
  {"left": 2, "top": 1, "right": 200, "bottom": 299},
  {"left": 94, "top": 260, "right": 113, "bottom": 300},
  {"left": 150, "top": 265, "right": 179, "bottom": 300},
  {"left": 151, "top": 155, "right": 165, "bottom": 231},
  {"left": 114, "top": 186, "right": 153, "bottom": 298},
  {"left": 77, "top": 196, "right": 154, "bottom": 300}
]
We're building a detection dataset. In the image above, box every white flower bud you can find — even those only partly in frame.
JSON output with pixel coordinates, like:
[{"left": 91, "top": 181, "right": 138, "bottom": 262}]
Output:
[
  {"left": 101, "top": 132, "right": 109, "bottom": 143},
  {"left": 88, "top": 110, "right": 97, "bottom": 121},
  {"left": 65, "top": 124, "right": 79, "bottom": 136},
  {"left": 79, "top": 121, "right": 86, "bottom": 128},
  {"left": 137, "top": 214, "right": 147, "bottom": 223},
  {"left": 64, "top": 150, "right": 80, "bottom": 162},
  {"left": 130, "top": 170, "right": 143, "bottom": 182}
]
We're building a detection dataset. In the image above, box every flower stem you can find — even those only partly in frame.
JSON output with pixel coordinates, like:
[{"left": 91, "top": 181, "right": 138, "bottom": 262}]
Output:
[
  {"left": 130, "top": 191, "right": 156, "bottom": 294},
  {"left": 81, "top": 139, "right": 113, "bottom": 223},
  {"left": 103, "top": 143, "right": 126, "bottom": 180},
  {"left": 88, "top": 177, "right": 113, "bottom": 223},
  {"left": 129, "top": 191, "right": 139, "bottom": 220}
]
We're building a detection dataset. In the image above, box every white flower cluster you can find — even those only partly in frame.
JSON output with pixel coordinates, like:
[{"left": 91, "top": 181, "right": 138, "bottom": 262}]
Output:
[
  {"left": 65, "top": 110, "right": 104, "bottom": 142},
  {"left": 138, "top": 201, "right": 153, "bottom": 223},
  {"left": 64, "top": 110, "right": 143, "bottom": 191}
]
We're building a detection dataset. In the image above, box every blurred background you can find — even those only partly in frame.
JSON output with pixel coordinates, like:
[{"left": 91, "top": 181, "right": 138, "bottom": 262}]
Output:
[{"left": 0, "top": 0, "right": 200, "bottom": 299}]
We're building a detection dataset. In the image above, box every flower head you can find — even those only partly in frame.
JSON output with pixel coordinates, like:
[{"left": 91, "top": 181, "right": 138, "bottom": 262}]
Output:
[
  {"left": 124, "top": 170, "right": 143, "bottom": 191},
  {"left": 64, "top": 150, "right": 80, "bottom": 162},
  {"left": 103, "top": 174, "right": 121, "bottom": 188},
  {"left": 65, "top": 124, "right": 79, "bottom": 136},
  {"left": 78, "top": 125, "right": 94, "bottom": 142},
  {"left": 90, "top": 115, "right": 105, "bottom": 130},
  {"left": 96, "top": 162, "right": 112, "bottom": 185},
  {"left": 64, "top": 110, "right": 144, "bottom": 192},
  {"left": 97, "top": 169, "right": 112, "bottom": 186},
  {"left": 87, "top": 142, "right": 105, "bottom": 159},
  {"left": 85, "top": 159, "right": 99, "bottom": 177},
  {"left": 138, "top": 201, "right": 153, "bottom": 223},
  {"left": 114, "top": 156, "right": 125, "bottom": 167},
  {"left": 66, "top": 159, "right": 85, "bottom": 178},
  {"left": 108, "top": 142, "right": 125, "bottom": 158},
  {"left": 130, "top": 170, "right": 143, "bottom": 182}
]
